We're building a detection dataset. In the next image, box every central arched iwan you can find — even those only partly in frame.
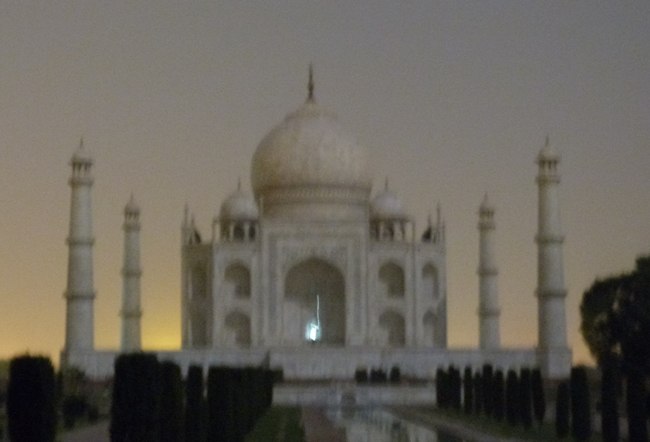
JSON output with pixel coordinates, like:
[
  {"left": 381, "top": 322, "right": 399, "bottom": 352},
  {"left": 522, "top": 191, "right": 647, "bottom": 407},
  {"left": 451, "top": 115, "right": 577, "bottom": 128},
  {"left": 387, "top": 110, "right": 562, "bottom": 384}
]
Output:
[{"left": 284, "top": 258, "right": 345, "bottom": 346}]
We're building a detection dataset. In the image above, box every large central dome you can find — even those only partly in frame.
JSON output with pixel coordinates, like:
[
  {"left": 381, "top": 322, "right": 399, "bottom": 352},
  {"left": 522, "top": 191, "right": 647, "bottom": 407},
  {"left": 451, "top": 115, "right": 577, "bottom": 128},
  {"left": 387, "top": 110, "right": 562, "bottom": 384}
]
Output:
[{"left": 251, "top": 89, "right": 372, "bottom": 220}]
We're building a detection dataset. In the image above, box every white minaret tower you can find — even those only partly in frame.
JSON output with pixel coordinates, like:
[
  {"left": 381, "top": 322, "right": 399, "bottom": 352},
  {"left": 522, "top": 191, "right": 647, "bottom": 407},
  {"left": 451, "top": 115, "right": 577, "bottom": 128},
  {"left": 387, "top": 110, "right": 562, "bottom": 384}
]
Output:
[
  {"left": 120, "top": 195, "right": 142, "bottom": 351},
  {"left": 64, "top": 139, "right": 96, "bottom": 352},
  {"left": 535, "top": 137, "right": 571, "bottom": 378},
  {"left": 478, "top": 194, "right": 500, "bottom": 350}
]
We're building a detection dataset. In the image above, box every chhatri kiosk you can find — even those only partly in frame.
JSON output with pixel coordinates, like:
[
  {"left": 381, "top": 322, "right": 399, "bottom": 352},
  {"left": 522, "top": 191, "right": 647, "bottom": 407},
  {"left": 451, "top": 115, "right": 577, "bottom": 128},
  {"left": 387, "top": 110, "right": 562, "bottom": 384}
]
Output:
[{"left": 62, "top": 73, "right": 571, "bottom": 381}]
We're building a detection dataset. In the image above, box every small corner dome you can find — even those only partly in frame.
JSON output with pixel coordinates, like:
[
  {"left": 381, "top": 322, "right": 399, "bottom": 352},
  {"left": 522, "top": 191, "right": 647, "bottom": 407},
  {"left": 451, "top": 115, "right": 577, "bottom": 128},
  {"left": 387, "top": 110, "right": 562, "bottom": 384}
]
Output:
[
  {"left": 220, "top": 188, "right": 259, "bottom": 220},
  {"left": 251, "top": 99, "right": 371, "bottom": 198},
  {"left": 370, "top": 186, "right": 408, "bottom": 220}
]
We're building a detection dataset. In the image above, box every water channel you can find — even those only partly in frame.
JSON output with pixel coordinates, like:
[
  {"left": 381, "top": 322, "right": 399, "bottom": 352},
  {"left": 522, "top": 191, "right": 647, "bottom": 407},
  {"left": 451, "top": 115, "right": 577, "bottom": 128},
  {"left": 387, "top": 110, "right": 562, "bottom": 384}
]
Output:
[{"left": 325, "top": 408, "right": 469, "bottom": 442}]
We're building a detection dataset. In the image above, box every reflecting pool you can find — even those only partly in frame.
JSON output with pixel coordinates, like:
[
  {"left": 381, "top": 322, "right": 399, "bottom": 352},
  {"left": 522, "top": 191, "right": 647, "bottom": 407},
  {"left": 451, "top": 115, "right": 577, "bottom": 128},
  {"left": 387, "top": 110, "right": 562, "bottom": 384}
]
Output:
[{"left": 326, "top": 408, "right": 469, "bottom": 442}]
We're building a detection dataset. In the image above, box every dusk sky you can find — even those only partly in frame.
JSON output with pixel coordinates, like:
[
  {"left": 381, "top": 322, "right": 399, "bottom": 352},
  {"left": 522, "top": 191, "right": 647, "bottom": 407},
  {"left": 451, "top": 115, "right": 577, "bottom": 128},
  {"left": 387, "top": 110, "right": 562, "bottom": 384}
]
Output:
[{"left": 0, "top": 2, "right": 648, "bottom": 366}]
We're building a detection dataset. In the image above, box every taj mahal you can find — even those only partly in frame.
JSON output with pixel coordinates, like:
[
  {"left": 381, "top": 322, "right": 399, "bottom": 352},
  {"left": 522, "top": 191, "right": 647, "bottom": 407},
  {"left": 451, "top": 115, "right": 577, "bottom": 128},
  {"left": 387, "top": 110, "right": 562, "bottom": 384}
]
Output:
[{"left": 61, "top": 71, "right": 572, "bottom": 382}]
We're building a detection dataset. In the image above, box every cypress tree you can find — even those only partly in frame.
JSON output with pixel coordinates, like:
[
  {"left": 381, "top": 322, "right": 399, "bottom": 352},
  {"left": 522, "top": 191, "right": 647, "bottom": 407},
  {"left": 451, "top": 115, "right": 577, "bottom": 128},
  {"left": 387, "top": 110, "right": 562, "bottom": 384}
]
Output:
[
  {"left": 555, "top": 380, "right": 570, "bottom": 438},
  {"left": 354, "top": 367, "right": 368, "bottom": 383},
  {"left": 519, "top": 368, "right": 533, "bottom": 429},
  {"left": 207, "top": 367, "right": 238, "bottom": 442},
  {"left": 160, "top": 361, "right": 184, "bottom": 442},
  {"left": 185, "top": 365, "right": 206, "bottom": 442},
  {"left": 110, "top": 353, "right": 162, "bottom": 442},
  {"left": 451, "top": 366, "right": 462, "bottom": 411},
  {"left": 626, "top": 368, "right": 648, "bottom": 442},
  {"left": 435, "top": 368, "right": 446, "bottom": 408},
  {"left": 570, "top": 366, "right": 592, "bottom": 441},
  {"left": 473, "top": 372, "right": 483, "bottom": 415},
  {"left": 505, "top": 369, "right": 519, "bottom": 426},
  {"left": 531, "top": 368, "right": 546, "bottom": 425},
  {"left": 482, "top": 364, "right": 494, "bottom": 417},
  {"left": 7, "top": 355, "right": 57, "bottom": 442},
  {"left": 463, "top": 367, "right": 473, "bottom": 415},
  {"left": 492, "top": 369, "right": 505, "bottom": 422},
  {"left": 600, "top": 364, "right": 619, "bottom": 442},
  {"left": 389, "top": 366, "right": 401, "bottom": 383}
]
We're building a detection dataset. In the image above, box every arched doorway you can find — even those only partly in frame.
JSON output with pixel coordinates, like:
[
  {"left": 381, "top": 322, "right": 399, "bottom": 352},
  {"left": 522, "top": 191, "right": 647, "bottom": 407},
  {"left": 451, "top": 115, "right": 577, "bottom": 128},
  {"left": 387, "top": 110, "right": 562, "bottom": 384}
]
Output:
[{"left": 284, "top": 258, "right": 345, "bottom": 346}]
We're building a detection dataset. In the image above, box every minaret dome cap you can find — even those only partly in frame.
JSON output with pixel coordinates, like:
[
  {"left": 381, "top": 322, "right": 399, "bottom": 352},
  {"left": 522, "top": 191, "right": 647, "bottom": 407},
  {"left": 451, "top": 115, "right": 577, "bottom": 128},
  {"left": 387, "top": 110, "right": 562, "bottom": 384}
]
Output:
[
  {"left": 124, "top": 194, "right": 140, "bottom": 214},
  {"left": 537, "top": 136, "right": 559, "bottom": 162},
  {"left": 71, "top": 138, "right": 93, "bottom": 164}
]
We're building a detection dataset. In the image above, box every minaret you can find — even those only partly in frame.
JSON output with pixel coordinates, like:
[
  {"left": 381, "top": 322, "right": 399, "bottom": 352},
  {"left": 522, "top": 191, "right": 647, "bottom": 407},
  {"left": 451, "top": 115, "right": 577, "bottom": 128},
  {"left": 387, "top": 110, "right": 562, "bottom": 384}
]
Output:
[
  {"left": 535, "top": 137, "right": 571, "bottom": 378},
  {"left": 64, "top": 139, "right": 96, "bottom": 352},
  {"left": 120, "top": 195, "right": 142, "bottom": 351},
  {"left": 478, "top": 194, "right": 500, "bottom": 350}
]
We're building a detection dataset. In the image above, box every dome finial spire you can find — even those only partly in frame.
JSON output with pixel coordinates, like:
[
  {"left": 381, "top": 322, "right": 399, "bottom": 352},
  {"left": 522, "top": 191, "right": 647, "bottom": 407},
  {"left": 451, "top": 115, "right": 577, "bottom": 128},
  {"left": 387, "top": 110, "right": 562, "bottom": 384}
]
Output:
[
  {"left": 545, "top": 134, "right": 550, "bottom": 147},
  {"left": 307, "top": 63, "right": 315, "bottom": 102}
]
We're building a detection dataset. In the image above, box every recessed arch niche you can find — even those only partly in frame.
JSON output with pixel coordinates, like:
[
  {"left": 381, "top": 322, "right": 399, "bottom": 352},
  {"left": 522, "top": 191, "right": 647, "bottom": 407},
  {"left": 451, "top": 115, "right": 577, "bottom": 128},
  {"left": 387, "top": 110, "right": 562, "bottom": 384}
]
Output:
[
  {"left": 422, "top": 263, "right": 439, "bottom": 299},
  {"left": 225, "top": 311, "right": 251, "bottom": 347},
  {"left": 379, "top": 310, "right": 405, "bottom": 346},
  {"left": 379, "top": 262, "right": 405, "bottom": 298},
  {"left": 224, "top": 262, "right": 251, "bottom": 298}
]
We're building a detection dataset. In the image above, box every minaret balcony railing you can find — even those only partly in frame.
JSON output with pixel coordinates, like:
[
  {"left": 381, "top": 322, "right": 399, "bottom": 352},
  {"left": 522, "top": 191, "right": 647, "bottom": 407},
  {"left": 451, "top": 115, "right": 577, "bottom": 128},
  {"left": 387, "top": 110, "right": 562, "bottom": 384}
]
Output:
[
  {"left": 64, "top": 290, "right": 96, "bottom": 299},
  {"left": 535, "top": 288, "right": 567, "bottom": 299},
  {"left": 66, "top": 237, "right": 95, "bottom": 246},
  {"left": 534, "top": 233, "right": 564, "bottom": 244}
]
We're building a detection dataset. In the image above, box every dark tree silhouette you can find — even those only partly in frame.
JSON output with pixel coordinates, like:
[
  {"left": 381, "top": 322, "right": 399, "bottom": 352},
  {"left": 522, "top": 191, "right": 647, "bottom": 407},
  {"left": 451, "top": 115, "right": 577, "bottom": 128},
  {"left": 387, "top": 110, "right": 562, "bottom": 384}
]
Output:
[{"left": 7, "top": 356, "right": 57, "bottom": 442}]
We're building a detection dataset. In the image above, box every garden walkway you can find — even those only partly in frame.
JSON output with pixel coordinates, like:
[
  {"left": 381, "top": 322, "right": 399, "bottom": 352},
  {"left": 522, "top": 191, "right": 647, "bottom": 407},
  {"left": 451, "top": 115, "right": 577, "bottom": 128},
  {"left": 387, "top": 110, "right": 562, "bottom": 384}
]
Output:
[
  {"left": 61, "top": 421, "right": 109, "bottom": 442},
  {"left": 301, "top": 407, "right": 347, "bottom": 442}
]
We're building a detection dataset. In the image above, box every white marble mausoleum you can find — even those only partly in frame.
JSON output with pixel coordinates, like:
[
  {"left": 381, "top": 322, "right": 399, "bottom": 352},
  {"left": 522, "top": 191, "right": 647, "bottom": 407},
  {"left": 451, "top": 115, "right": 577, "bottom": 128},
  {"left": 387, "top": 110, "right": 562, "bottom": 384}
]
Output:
[{"left": 61, "top": 73, "right": 572, "bottom": 381}]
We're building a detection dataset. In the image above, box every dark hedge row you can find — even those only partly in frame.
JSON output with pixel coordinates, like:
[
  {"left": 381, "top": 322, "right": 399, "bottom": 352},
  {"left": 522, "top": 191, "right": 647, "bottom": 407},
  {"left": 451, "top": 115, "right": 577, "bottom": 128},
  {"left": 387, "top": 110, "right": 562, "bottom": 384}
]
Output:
[
  {"left": 435, "top": 364, "right": 546, "bottom": 434},
  {"left": 110, "top": 354, "right": 277, "bottom": 442},
  {"left": 353, "top": 366, "right": 401, "bottom": 383}
]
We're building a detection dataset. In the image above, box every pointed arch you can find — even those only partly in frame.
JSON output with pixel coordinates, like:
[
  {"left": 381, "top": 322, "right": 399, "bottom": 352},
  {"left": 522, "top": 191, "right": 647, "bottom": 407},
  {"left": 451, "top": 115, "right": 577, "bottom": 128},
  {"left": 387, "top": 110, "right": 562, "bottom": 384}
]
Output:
[
  {"left": 379, "top": 262, "right": 405, "bottom": 298},
  {"left": 285, "top": 258, "right": 345, "bottom": 346}
]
